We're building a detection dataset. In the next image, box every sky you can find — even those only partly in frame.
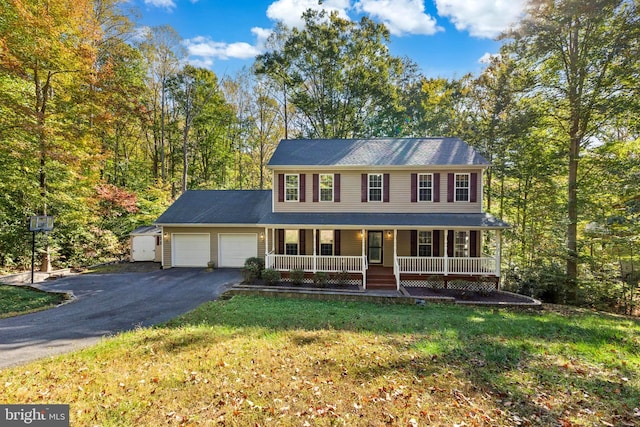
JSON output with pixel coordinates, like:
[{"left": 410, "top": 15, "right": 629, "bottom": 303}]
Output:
[{"left": 126, "top": 0, "right": 527, "bottom": 79}]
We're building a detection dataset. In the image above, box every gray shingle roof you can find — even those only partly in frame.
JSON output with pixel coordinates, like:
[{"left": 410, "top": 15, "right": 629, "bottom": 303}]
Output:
[
  {"left": 267, "top": 138, "right": 490, "bottom": 167},
  {"left": 155, "top": 190, "right": 509, "bottom": 229},
  {"left": 155, "top": 190, "right": 272, "bottom": 225}
]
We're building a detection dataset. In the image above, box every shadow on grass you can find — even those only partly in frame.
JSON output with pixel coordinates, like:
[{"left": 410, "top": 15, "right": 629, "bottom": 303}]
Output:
[{"left": 151, "top": 295, "right": 639, "bottom": 425}]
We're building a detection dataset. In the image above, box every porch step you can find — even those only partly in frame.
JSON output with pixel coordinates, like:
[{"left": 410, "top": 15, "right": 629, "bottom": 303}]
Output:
[{"left": 366, "top": 266, "right": 396, "bottom": 290}]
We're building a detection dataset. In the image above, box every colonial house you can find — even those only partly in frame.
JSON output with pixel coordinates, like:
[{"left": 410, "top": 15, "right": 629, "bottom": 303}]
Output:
[{"left": 155, "top": 138, "right": 509, "bottom": 290}]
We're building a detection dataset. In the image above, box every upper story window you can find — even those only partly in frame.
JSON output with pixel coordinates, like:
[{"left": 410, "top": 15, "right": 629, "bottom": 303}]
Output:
[
  {"left": 454, "top": 231, "right": 468, "bottom": 257},
  {"left": 369, "top": 174, "right": 383, "bottom": 202},
  {"left": 418, "top": 231, "right": 432, "bottom": 257},
  {"left": 285, "top": 174, "right": 299, "bottom": 202},
  {"left": 285, "top": 229, "right": 299, "bottom": 255},
  {"left": 320, "top": 174, "right": 333, "bottom": 202},
  {"left": 320, "top": 230, "right": 334, "bottom": 255},
  {"left": 455, "top": 173, "right": 470, "bottom": 202},
  {"left": 418, "top": 173, "right": 433, "bottom": 202}
]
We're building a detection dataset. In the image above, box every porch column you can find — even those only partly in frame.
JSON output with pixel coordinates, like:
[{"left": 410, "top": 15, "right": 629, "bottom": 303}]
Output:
[
  {"left": 264, "top": 227, "right": 269, "bottom": 268},
  {"left": 496, "top": 230, "right": 502, "bottom": 278},
  {"left": 362, "top": 228, "right": 366, "bottom": 289},
  {"left": 394, "top": 229, "right": 399, "bottom": 290},
  {"left": 444, "top": 230, "right": 449, "bottom": 276},
  {"left": 313, "top": 229, "right": 317, "bottom": 273}
]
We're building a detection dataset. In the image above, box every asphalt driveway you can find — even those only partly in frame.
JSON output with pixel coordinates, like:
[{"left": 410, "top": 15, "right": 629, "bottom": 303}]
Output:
[{"left": 0, "top": 268, "right": 242, "bottom": 369}]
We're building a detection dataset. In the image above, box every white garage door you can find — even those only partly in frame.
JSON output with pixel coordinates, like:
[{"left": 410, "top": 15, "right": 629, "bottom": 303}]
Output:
[
  {"left": 172, "top": 234, "right": 210, "bottom": 267},
  {"left": 132, "top": 235, "right": 156, "bottom": 262},
  {"left": 219, "top": 234, "right": 258, "bottom": 267}
]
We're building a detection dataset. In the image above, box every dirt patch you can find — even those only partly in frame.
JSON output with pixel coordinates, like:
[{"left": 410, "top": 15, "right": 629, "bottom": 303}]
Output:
[{"left": 405, "top": 287, "right": 537, "bottom": 304}]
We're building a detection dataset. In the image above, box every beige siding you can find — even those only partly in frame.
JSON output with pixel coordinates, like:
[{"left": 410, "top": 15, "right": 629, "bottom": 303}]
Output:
[
  {"left": 162, "top": 226, "right": 265, "bottom": 268},
  {"left": 272, "top": 169, "right": 483, "bottom": 214}
]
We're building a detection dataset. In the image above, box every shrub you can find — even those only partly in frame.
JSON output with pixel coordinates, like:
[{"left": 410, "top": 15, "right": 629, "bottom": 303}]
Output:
[
  {"left": 333, "top": 270, "right": 350, "bottom": 286},
  {"left": 243, "top": 257, "right": 264, "bottom": 283},
  {"left": 290, "top": 268, "right": 305, "bottom": 285},
  {"left": 313, "top": 271, "right": 329, "bottom": 288},
  {"left": 262, "top": 269, "right": 281, "bottom": 286}
]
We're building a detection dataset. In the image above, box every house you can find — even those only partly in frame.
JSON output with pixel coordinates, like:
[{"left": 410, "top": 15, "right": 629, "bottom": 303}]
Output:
[{"left": 155, "top": 138, "right": 509, "bottom": 290}]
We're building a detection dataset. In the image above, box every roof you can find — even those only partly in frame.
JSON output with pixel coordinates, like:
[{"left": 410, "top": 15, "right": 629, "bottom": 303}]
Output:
[
  {"left": 155, "top": 190, "right": 509, "bottom": 229},
  {"left": 130, "top": 225, "right": 161, "bottom": 235},
  {"left": 155, "top": 190, "right": 272, "bottom": 225},
  {"left": 259, "top": 212, "right": 509, "bottom": 229},
  {"left": 267, "top": 138, "right": 490, "bottom": 168}
]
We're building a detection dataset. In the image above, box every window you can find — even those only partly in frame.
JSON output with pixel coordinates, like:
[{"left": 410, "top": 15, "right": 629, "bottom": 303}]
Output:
[
  {"left": 418, "top": 173, "right": 433, "bottom": 202},
  {"left": 285, "top": 174, "right": 299, "bottom": 201},
  {"left": 418, "top": 231, "right": 432, "bottom": 257},
  {"left": 285, "top": 230, "right": 299, "bottom": 255},
  {"left": 454, "top": 231, "right": 468, "bottom": 257},
  {"left": 369, "top": 174, "right": 382, "bottom": 201},
  {"left": 320, "top": 230, "right": 334, "bottom": 255},
  {"left": 455, "top": 174, "right": 470, "bottom": 202},
  {"left": 320, "top": 174, "right": 333, "bottom": 202}
]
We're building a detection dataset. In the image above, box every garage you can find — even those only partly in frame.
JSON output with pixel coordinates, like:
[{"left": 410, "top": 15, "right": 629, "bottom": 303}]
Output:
[
  {"left": 218, "top": 234, "right": 258, "bottom": 267},
  {"left": 172, "top": 234, "right": 210, "bottom": 267}
]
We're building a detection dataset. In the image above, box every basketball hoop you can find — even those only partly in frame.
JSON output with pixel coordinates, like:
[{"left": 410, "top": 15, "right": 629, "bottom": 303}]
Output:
[{"left": 29, "top": 215, "right": 54, "bottom": 232}]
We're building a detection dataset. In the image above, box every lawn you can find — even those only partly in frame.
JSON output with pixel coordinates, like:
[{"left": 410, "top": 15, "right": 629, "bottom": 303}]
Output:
[
  {"left": 1, "top": 296, "right": 638, "bottom": 426},
  {"left": 0, "top": 284, "right": 68, "bottom": 318}
]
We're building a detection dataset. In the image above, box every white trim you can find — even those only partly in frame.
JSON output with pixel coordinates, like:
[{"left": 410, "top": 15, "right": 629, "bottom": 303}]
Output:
[
  {"left": 319, "top": 173, "right": 334, "bottom": 202},
  {"left": 367, "top": 173, "right": 383, "bottom": 202},
  {"left": 454, "top": 173, "right": 470, "bottom": 202},
  {"left": 284, "top": 173, "right": 299, "bottom": 202},
  {"left": 267, "top": 165, "right": 491, "bottom": 171},
  {"left": 417, "top": 173, "right": 434, "bottom": 202}
]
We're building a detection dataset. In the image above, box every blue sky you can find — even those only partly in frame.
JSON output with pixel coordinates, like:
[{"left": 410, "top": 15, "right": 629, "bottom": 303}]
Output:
[{"left": 127, "top": 0, "right": 526, "bottom": 79}]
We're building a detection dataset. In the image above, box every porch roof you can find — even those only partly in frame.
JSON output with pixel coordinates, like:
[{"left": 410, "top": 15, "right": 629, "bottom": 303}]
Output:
[{"left": 259, "top": 212, "right": 509, "bottom": 229}]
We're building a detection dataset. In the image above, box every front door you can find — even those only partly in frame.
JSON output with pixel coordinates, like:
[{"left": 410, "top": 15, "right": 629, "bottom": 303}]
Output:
[{"left": 368, "top": 231, "right": 383, "bottom": 264}]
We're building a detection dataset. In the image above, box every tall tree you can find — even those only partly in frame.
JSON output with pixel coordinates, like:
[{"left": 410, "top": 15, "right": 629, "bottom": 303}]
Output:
[
  {"left": 505, "top": 0, "right": 639, "bottom": 300},
  {"left": 255, "top": 9, "right": 403, "bottom": 138}
]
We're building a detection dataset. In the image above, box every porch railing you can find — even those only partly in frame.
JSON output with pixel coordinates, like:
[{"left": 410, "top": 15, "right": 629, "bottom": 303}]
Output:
[
  {"left": 266, "top": 253, "right": 365, "bottom": 273},
  {"left": 396, "top": 256, "right": 497, "bottom": 275}
]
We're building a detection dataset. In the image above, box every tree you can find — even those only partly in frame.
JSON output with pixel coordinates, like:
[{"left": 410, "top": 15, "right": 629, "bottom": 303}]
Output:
[
  {"left": 255, "top": 9, "right": 403, "bottom": 138},
  {"left": 505, "top": 0, "right": 639, "bottom": 301}
]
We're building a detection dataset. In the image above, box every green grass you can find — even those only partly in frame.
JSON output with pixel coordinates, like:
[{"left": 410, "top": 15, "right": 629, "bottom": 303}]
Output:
[
  {"left": 0, "top": 284, "right": 68, "bottom": 318},
  {"left": 1, "top": 296, "right": 639, "bottom": 426}
]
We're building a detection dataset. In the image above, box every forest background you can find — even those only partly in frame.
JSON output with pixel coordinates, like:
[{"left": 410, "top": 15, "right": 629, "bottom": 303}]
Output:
[{"left": 0, "top": 0, "right": 638, "bottom": 314}]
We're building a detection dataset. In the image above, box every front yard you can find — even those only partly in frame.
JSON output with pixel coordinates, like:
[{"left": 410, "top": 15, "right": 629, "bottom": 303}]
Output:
[
  {"left": 0, "top": 285, "right": 68, "bottom": 318},
  {"left": 1, "top": 296, "right": 638, "bottom": 426}
]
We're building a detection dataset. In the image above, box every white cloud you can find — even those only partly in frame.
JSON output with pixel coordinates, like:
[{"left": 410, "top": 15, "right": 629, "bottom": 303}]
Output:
[
  {"left": 435, "top": 0, "right": 525, "bottom": 38},
  {"left": 478, "top": 52, "right": 500, "bottom": 64},
  {"left": 144, "top": 0, "right": 175, "bottom": 11},
  {"left": 266, "top": 0, "right": 351, "bottom": 28},
  {"left": 183, "top": 36, "right": 262, "bottom": 70},
  {"left": 251, "top": 27, "right": 272, "bottom": 50},
  {"left": 354, "top": 0, "right": 442, "bottom": 36},
  {"left": 131, "top": 26, "right": 152, "bottom": 43}
]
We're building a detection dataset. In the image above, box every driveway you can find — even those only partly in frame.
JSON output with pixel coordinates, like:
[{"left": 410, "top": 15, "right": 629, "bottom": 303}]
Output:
[{"left": 0, "top": 268, "right": 242, "bottom": 369}]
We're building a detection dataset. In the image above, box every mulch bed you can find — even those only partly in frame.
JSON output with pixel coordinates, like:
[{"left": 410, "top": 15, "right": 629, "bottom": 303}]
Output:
[
  {"left": 404, "top": 287, "right": 537, "bottom": 304},
  {"left": 246, "top": 280, "right": 361, "bottom": 292}
]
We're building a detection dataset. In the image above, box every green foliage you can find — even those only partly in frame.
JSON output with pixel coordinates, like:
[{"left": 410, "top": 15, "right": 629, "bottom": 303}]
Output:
[
  {"left": 332, "top": 270, "right": 350, "bottom": 286},
  {"left": 0, "top": 285, "right": 67, "bottom": 318},
  {"left": 289, "top": 268, "right": 305, "bottom": 286},
  {"left": 312, "top": 271, "right": 329, "bottom": 288},
  {"left": 242, "top": 257, "right": 264, "bottom": 283},
  {"left": 261, "top": 268, "right": 281, "bottom": 286}
]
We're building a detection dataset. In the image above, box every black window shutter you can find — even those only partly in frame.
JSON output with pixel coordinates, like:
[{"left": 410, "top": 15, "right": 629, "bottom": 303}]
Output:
[
  {"left": 470, "top": 172, "right": 478, "bottom": 203},
  {"left": 361, "top": 174, "right": 367, "bottom": 202},
  {"left": 334, "top": 230, "right": 341, "bottom": 256},
  {"left": 313, "top": 174, "right": 319, "bottom": 202},
  {"left": 334, "top": 174, "right": 340, "bottom": 202},
  {"left": 299, "top": 174, "right": 306, "bottom": 202},
  {"left": 299, "top": 229, "right": 306, "bottom": 255},
  {"left": 447, "top": 173, "right": 454, "bottom": 203},
  {"left": 433, "top": 230, "right": 440, "bottom": 257},
  {"left": 277, "top": 229, "right": 284, "bottom": 254},
  {"left": 411, "top": 173, "right": 417, "bottom": 203},
  {"left": 433, "top": 173, "right": 440, "bottom": 202},
  {"left": 447, "top": 230, "right": 454, "bottom": 257},
  {"left": 278, "top": 174, "right": 284, "bottom": 202},
  {"left": 410, "top": 230, "right": 417, "bottom": 257},
  {"left": 383, "top": 173, "right": 390, "bottom": 202},
  {"left": 470, "top": 230, "right": 478, "bottom": 257}
]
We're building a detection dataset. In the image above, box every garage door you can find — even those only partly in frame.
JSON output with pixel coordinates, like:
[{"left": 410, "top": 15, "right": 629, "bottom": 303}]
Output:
[
  {"left": 219, "top": 234, "right": 258, "bottom": 267},
  {"left": 172, "top": 234, "right": 210, "bottom": 267}
]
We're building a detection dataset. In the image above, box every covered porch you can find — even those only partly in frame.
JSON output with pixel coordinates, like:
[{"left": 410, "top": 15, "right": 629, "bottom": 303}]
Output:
[{"left": 263, "top": 226, "right": 503, "bottom": 290}]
